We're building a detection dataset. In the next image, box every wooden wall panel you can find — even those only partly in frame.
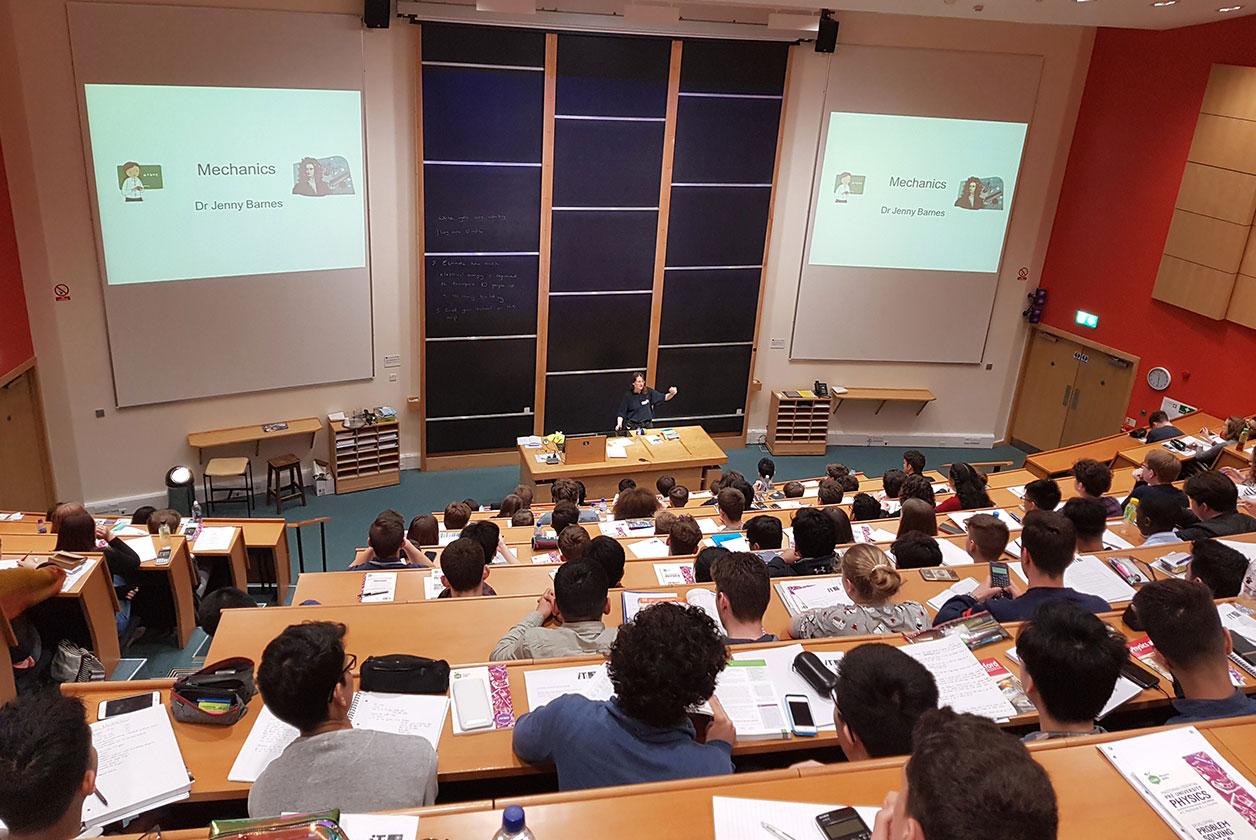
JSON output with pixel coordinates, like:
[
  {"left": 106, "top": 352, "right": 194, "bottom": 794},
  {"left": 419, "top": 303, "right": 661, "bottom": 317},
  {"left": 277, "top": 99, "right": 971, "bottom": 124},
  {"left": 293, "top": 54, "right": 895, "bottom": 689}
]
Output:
[{"left": 1175, "top": 162, "right": 1256, "bottom": 224}]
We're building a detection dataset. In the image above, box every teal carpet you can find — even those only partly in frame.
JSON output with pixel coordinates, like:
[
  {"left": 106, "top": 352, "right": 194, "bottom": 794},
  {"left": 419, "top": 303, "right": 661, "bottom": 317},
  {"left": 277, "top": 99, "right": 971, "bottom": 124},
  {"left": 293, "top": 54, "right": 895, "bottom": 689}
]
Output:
[{"left": 123, "top": 441, "right": 1027, "bottom": 678}]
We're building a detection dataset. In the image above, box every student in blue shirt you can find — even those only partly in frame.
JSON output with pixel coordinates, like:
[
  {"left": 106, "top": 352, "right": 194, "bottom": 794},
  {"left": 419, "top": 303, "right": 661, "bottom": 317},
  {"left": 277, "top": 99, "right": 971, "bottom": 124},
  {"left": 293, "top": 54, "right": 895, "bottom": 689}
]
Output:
[
  {"left": 351, "top": 511, "right": 431, "bottom": 570},
  {"left": 934, "top": 510, "right": 1110, "bottom": 624},
  {"left": 1131, "top": 578, "right": 1256, "bottom": 724},
  {"left": 535, "top": 480, "right": 600, "bottom": 525},
  {"left": 1144, "top": 410, "right": 1185, "bottom": 443},
  {"left": 512, "top": 602, "right": 735, "bottom": 790}
]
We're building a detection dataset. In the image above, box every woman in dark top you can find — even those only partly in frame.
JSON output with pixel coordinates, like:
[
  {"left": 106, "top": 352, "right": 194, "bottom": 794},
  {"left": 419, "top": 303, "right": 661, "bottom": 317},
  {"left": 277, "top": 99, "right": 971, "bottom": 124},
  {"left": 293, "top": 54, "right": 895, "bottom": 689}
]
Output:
[
  {"left": 935, "top": 463, "right": 993, "bottom": 513},
  {"left": 615, "top": 372, "right": 677, "bottom": 433},
  {"left": 53, "top": 506, "right": 142, "bottom": 638},
  {"left": 407, "top": 514, "right": 441, "bottom": 563}
]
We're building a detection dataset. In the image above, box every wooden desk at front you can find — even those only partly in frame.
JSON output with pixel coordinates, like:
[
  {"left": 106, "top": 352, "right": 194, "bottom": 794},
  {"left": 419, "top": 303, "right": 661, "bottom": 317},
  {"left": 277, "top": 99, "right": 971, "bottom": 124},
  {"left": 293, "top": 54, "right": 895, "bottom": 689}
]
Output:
[
  {"left": 1023, "top": 412, "right": 1223, "bottom": 477},
  {"left": 519, "top": 426, "right": 727, "bottom": 502},
  {"left": 187, "top": 417, "right": 322, "bottom": 464}
]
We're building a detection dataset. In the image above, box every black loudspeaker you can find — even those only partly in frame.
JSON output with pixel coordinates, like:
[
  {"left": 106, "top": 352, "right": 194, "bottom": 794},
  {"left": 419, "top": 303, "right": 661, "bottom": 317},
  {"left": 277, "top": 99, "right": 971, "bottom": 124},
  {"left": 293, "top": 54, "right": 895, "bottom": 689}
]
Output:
[
  {"left": 815, "top": 10, "right": 837, "bottom": 53},
  {"left": 363, "top": 0, "right": 391, "bottom": 28}
]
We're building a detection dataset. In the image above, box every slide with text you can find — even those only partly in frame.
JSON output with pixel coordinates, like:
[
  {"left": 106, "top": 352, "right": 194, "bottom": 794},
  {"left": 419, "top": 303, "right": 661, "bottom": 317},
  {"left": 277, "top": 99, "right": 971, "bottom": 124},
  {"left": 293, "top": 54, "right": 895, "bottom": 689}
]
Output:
[
  {"left": 809, "top": 112, "right": 1028, "bottom": 274},
  {"left": 84, "top": 84, "right": 367, "bottom": 285}
]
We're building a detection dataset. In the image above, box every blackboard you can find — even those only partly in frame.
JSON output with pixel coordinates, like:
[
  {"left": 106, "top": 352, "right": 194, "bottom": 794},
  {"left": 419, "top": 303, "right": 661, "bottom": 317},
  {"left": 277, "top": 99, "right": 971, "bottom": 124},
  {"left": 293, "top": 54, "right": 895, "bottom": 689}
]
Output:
[
  {"left": 422, "top": 23, "right": 545, "bottom": 67},
  {"left": 426, "top": 414, "right": 537, "bottom": 454},
  {"left": 423, "top": 66, "right": 544, "bottom": 163},
  {"left": 544, "top": 371, "right": 631, "bottom": 437},
  {"left": 553, "top": 120, "right": 665, "bottom": 207},
  {"left": 659, "top": 268, "right": 761, "bottom": 344},
  {"left": 673, "top": 96, "right": 782, "bottom": 184},
  {"left": 555, "top": 34, "right": 671, "bottom": 117},
  {"left": 678, "top": 39, "right": 789, "bottom": 95},
  {"left": 425, "top": 255, "right": 539, "bottom": 338},
  {"left": 424, "top": 164, "right": 541, "bottom": 254},
  {"left": 547, "top": 293, "right": 651, "bottom": 371},
  {"left": 550, "top": 211, "right": 658, "bottom": 292},
  {"left": 425, "top": 338, "right": 536, "bottom": 419},
  {"left": 655, "top": 344, "right": 754, "bottom": 417},
  {"left": 665, "top": 187, "right": 772, "bottom": 267}
]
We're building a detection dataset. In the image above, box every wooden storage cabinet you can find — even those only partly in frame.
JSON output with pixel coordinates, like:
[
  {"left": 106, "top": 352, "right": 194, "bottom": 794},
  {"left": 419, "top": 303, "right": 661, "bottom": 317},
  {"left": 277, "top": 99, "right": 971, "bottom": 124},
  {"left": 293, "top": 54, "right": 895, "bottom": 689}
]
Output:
[
  {"left": 330, "top": 419, "right": 401, "bottom": 494},
  {"left": 767, "top": 392, "right": 832, "bottom": 455}
]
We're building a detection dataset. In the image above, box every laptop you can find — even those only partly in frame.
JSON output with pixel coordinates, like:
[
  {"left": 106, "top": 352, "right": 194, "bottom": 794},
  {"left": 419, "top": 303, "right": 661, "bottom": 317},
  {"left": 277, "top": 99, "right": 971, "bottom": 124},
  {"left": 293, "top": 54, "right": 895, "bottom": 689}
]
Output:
[{"left": 565, "top": 434, "right": 607, "bottom": 465}]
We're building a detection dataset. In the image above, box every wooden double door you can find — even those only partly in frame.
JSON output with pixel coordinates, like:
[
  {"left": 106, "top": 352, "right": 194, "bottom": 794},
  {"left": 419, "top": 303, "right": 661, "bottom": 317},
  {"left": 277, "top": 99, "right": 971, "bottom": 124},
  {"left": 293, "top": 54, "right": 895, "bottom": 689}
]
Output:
[
  {"left": 1010, "top": 327, "right": 1139, "bottom": 451},
  {"left": 0, "top": 365, "right": 55, "bottom": 511}
]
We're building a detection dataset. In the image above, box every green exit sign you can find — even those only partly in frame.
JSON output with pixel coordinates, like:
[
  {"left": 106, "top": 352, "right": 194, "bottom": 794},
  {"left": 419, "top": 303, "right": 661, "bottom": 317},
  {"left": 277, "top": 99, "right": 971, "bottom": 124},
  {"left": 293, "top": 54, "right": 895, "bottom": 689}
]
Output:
[{"left": 1075, "top": 310, "right": 1099, "bottom": 328}]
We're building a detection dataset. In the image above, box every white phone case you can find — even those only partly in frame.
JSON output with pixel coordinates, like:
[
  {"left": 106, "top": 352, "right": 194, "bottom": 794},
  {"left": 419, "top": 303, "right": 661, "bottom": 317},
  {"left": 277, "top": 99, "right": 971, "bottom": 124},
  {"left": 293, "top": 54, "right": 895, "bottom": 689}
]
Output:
[{"left": 453, "top": 678, "right": 493, "bottom": 730}]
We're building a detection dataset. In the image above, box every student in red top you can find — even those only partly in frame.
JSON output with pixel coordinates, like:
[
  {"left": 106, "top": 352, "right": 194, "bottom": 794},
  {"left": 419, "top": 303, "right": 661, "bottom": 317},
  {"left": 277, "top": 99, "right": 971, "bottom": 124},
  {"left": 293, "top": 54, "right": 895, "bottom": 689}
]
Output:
[{"left": 934, "top": 463, "right": 992, "bottom": 513}]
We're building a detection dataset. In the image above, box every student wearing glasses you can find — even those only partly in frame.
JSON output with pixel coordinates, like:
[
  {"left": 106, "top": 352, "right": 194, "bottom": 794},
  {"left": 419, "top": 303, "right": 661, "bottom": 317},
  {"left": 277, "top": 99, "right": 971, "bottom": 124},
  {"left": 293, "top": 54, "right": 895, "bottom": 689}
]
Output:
[{"left": 249, "top": 621, "right": 438, "bottom": 816}]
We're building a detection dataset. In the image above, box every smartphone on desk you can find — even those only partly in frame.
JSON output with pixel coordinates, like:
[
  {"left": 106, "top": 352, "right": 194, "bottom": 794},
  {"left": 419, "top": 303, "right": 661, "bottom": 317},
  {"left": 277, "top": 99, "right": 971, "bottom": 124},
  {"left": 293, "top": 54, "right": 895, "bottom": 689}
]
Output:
[
  {"left": 98, "top": 691, "right": 160, "bottom": 719},
  {"left": 785, "top": 693, "right": 817, "bottom": 737}
]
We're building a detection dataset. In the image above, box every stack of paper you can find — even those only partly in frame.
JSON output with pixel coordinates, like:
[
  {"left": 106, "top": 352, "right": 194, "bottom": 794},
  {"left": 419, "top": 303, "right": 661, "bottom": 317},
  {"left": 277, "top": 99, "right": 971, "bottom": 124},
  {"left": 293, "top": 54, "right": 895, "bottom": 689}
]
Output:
[
  {"left": 339, "top": 815, "right": 420, "bottom": 840},
  {"left": 1009, "top": 555, "right": 1135, "bottom": 603},
  {"left": 191, "top": 526, "right": 236, "bottom": 553},
  {"left": 516, "top": 435, "right": 542, "bottom": 448},
  {"left": 124, "top": 536, "right": 158, "bottom": 563},
  {"left": 59, "top": 558, "right": 97, "bottom": 592},
  {"left": 1101, "top": 726, "right": 1256, "bottom": 839},
  {"left": 901, "top": 636, "right": 1018, "bottom": 720},
  {"left": 359, "top": 571, "right": 398, "bottom": 603},
  {"left": 654, "top": 562, "right": 696, "bottom": 585},
  {"left": 711, "top": 797, "right": 879, "bottom": 840},
  {"left": 775, "top": 580, "right": 853, "bottom": 617},
  {"left": 81, "top": 705, "right": 192, "bottom": 828},
  {"left": 229, "top": 706, "right": 299, "bottom": 783},
  {"left": 628, "top": 538, "right": 670, "bottom": 559}
]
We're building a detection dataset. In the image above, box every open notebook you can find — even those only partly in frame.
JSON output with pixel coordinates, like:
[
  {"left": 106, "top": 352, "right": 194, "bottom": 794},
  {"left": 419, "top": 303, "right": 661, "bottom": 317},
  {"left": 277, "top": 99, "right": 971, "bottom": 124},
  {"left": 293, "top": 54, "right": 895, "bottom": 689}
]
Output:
[{"left": 81, "top": 705, "right": 192, "bottom": 829}]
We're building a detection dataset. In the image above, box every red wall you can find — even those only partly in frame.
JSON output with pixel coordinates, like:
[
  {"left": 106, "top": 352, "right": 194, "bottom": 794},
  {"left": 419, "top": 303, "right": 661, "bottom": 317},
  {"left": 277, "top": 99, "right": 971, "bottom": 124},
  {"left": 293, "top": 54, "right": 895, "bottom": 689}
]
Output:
[
  {"left": 0, "top": 140, "right": 34, "bottom": 379},
  {"left": 1039, "top": 16, "right": 1256, "bottom": 421}
]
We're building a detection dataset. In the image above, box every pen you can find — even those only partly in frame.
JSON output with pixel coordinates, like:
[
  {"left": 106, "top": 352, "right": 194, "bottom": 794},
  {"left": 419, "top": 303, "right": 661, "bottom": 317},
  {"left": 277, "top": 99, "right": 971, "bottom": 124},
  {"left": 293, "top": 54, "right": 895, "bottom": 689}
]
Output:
[
  {"left": 1005, "top": 510, "right": 1022, "bottom": 524},
  {"left": 761, "top": 822, "right": 797, "bottom": 840},
  {"left": 360, "top": 591, "right": 386, "bottom": 598},
  {"left": 94, "top": 787, "right": 109, "bottom": 807}
]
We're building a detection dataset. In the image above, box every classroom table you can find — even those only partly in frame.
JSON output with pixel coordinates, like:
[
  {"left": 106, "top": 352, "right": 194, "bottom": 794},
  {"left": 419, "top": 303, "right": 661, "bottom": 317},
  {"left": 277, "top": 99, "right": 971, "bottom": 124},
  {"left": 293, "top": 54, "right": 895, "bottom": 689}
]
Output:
[
  {"left": 1218, "top": 442, "right": 1254, "bottom": 472},
  {"left": 200, "top": 518, "right": 292, "bottom": 599},
  {"left": 828, "top": 386, "right": 935, "bottom": 416},
  {"left": 1022, "top": 412, "right": 1223, "bottom": 477},
  {"left": 186, "top": 417, "right": 322, "bottom": 464},
  {"left": 519, "top": 426, "right": 728, "bottom": 503}
]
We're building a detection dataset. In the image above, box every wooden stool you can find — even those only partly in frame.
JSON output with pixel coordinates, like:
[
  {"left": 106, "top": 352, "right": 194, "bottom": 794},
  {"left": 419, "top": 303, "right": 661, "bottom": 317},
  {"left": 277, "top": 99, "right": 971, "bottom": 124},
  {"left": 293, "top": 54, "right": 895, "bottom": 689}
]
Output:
[
  {"left": 266, "top": 454, "right": 306, "bottom": 513},
  {"left": 203, "top": 457, "right": 254, "bottom": 516}
]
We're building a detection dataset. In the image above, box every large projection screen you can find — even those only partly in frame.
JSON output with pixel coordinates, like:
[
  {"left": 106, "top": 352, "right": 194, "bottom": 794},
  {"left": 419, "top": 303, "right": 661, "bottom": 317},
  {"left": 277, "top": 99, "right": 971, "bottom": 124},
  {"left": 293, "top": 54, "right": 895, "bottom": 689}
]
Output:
[
  {"left": 68, "top": 2, "right": 373, "bottom": 406},
  {"left": 791, "top": 46, "right": 1041, "bottom": 363}
]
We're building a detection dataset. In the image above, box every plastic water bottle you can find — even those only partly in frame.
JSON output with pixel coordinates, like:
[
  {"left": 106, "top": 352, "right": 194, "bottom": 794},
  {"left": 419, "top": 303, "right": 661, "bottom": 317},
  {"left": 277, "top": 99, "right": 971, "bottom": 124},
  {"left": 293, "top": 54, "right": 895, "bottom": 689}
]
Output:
[
  {"left": 491, "top": 806, "right": 536, "bottom": 840},
  {"left": 1123, "top": 497, "right": 1140, "bottom": 525},
  {"left": 598, "top": 498, "right": 608, "bottom": 521},
  {"left": 158, "top": 521, "right": 172, "bottom": 551},
  {"left": 192, "top": 500, "right": 203, "bottom": 524},
  {"left": 36, "top": 518, "right": 46, "bottom": 535}
]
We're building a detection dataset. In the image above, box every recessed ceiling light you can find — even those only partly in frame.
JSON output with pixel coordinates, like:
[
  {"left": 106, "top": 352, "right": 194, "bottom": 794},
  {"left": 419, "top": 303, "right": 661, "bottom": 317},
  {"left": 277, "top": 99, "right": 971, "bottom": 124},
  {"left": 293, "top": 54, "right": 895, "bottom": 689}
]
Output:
[
  {"left": 1219, "top": 4, "right": 1242, "bottom": 10},
  {"left": 1151, "top": 1, "right": 1176, "bottom": 6}
]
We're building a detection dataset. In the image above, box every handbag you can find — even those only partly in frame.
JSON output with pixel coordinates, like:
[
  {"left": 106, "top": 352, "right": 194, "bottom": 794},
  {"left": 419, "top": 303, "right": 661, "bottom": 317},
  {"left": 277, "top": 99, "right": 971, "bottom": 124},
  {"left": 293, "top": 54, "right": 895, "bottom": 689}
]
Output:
[
  {"left": 171, "top": 657, "right": 256, "bottom": 725},
  {"left": 360, "top": 653, "right": 450, "bottom": 694},
  {"left": 50, "top": 640, "right": 106, "bottom": 683},
  {"left": 211, "top": 811, "right": 348, "bottom": 840}
]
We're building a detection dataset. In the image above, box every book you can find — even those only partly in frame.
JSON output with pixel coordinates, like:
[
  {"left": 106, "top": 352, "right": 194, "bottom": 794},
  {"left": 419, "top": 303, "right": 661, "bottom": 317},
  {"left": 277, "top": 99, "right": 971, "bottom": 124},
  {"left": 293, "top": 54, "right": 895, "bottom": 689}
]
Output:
[
  {"left": 81, "top": 705, "right": 192, "bottom": 828},
  {"left": 654, "top": 562, "right": 696, "bottom": 585},
  {"left": 1126, "top": 634, "right": 1247, "bottom": 687},
  {"left": 524, "top": 663, "right": 615, "bottom": 710},
  {"left": 621, "top": 589, "right": 726, "bottom": 631},
  {"left": 774, "top": 579, "right": 853, "bottom": 617},
  {"left": 730, "top": 643, "right": 844, "bottom": 731},
  {"left": 978, "top": 657, "right": 1035, "bottom": 715},
  {"left": 1005, "top": 646, "right": 1143, "bottom": 720},
  {"left": 924, "top": 576, "right": 980, "bottom": 611},
  {"left": 1100, "top": 726, "right": 1256, "bottom": 839},
  {"left": 710, "top": 659, "right": 789, "bottom": 740},
  {"left": 905, "top": 610, "right": 1010, "bottom": 650}
]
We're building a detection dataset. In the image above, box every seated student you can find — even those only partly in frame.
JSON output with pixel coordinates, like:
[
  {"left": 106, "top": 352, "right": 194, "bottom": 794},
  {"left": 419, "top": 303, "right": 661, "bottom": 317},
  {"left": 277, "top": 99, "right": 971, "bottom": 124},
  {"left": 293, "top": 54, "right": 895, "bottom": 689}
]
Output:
[
  {"left": 1016, "top": 601, "right": 1126, "bottom": 741},
  {"left": 1191, "top": 415, "right": 1250, "bottom": 474},
  {"left": 902, "top": 449, "right": 926, "bottom": 477},
  {"left": 654, "top": 509, "right": 678, "bottom": 536},
  {"left": 585, "top": 535, "right": 626, "bottom": 588},
  {"left": 491, "top": 562, "right": 617, "bottom": 661},
  {"left": 745, "top": 514, "right": 784, "bottom": 552},
  {"left": 1187, "top": 539, "right": 1249, "bottom": 598},
  {"left": 496, "top": 494, "right": 523, "bottom": 521},
  {"left": 1176, "top": 471, "right": 1256, "bottom": 541},
  {"left": 826, "top": 463, "right": 851, "bottom": 479},
  {"left": 513, "top": 484, "right": 535, "bottom": 510},
  {"left": 613, "top": 487, "right": 660, "bottom": 521},
  {"left": 1060, "top": 496, "right": 1107, "bottom": 554},
  {"left": 438, "top": 537, "right": 496, "bottom": 598},
  {"left": 725, "top": 474, "right": 756, "bottom": 512},
  {"left": 443, "top": 501, "right": 472, "bottom": 531},
  {"left": 406, "top": 514, "right": 440, "bottom": 563},
  {"left": 754, "top": 457, "right": 776, "bottom": 492},
  {"left": 0, "top": 693, "right": 98, "bottom": 840},
  {"left": 145, "top": 508, "right": 182, "bottom": 534},
  {"left": 898, "top": 473, "right": 936, "bottom": 507},
  {"left": 890, "top": 531, "right": 943, "bottom": 569},
  {"left": 767, "top": 508, "right": 837, "bottom": 577},
  {"left": 935, "top": 510, "right": 1110, "bottom": 624},
  {"left": 462, "top": 498, "right": 480, "bottom": 511},
  {"left": 964, "top": 513, "right": 1010, "bottom": 564},
  {"left": 512, "top": 509, "right": 535, "bottom": 527},
  {"left": 130, "top": 504, "right": 156, "bottom": 526},
  {"left": 536, "top": 479, "right": 600, "bottom": 525},
  {"left": 1021, "top": 477, "right": 1062, "bottom": 513},
  {"left": 1144, "top": 409, "right": 1185, "bottom": 443},
  {"left": 351, "top": 511, "right": 430, "bottom": 570},
  {"left": 656, "top": 475, "right": 676, "bottom": 501},
  {"left": 668, "top": 485, "right": 690, "bottom": 508},
  {"left": 558, "top": 524, "right": 591, "bottom": 563},
  {"left": 825, "top": 505, "right": 856, "bottom": 544},
  {"left": 197, "top": 586, "right": 254, "bottom": 637},
  {"left": 512, "top": 602, "right": 734, "bottom": 790},
  {"left": 694, "top": 545, "right": 730, "bottom": 583},
  {"left": 782, "top": 480, "right": 805, "bottom": 499},
  {"left": 462, "top": 519, "right": 516, "bottom": 565},
  {"left": 548, "top": 500, "right": 581, "bottom": 536},
  {"left": 870, "top": 708, "right": 1058, "bottom": 840},
  {"left": 1072, "top": 458, "right": 1122, "bottom": 518},
  {"left": 817, "top": 479, "right": 844, "bottom": 507},
  {"left": 667, "top": 514, "right": 703, "bottom": 556},
  {"left": 851, "top": 492, "right": 887, "bottom": 522},
  {"left": 250, "top": 622, "right": 437, "bottom": 816},
  {"left": 54, "top": 506, "right": 143, "bottom": 638},
  {"left": 830, "top": 644, "right": 939, "bottom": 760},
  {"left": 1221, "top": 442, "right": 1256, "bottom": 488},
  {"left": 1135, "top": 492, "right": 1187, "bottom": 547},
  {"left": 898, "top": 498, "right": 938, "bottom": 537},
  {"left": 935, "top": 463, "right": 992, "bottom": 513},
  {"left": 790, "top": 544, "right": 928, "bottom": 638},
  {"left": 712, "top": 552, "right": 776, "bottom": 644},
  {"left": 1131, "top": 578, "right": 1256, "bottom": 723},
  {"left": 837, "top": 474, "right": 860, "bottom": 493},
  {"left": 1122, "top": 448, "right": 1190, "bottom": 511},
  {"left": 882, "top": 468, "right": 906, "bottom": 502},
  {"left": 715, "top": 487, "right": 745, "bottom": 532}
]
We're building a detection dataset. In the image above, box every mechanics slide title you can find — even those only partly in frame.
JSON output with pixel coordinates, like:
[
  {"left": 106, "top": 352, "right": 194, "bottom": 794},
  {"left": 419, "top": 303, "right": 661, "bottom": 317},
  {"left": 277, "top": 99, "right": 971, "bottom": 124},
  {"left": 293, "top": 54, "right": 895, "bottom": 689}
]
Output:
[
  {"left": 85, "top": 84, "right": 366, "bottom": 285},
  {"left": 810, "top": 112, "right": 1028, "bottom": 273}
]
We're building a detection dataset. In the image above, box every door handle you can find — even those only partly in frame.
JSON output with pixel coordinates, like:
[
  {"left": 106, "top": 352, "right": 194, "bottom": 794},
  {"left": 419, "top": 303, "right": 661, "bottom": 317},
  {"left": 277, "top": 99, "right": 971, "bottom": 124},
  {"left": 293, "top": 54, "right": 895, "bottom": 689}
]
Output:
[
  {"left": 1072, "top": 388, "right": 1081, "bottom": 410},
  {"left": 1061, "top": 385, "right": 1071, "bottom": 407}
]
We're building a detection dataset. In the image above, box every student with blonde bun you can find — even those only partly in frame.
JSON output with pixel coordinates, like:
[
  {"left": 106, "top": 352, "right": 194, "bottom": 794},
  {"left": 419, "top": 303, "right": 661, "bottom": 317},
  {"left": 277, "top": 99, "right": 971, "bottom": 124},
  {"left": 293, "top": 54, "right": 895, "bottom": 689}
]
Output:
[{"left": 787, "top": 544, "right": 927, "bottom": 639}]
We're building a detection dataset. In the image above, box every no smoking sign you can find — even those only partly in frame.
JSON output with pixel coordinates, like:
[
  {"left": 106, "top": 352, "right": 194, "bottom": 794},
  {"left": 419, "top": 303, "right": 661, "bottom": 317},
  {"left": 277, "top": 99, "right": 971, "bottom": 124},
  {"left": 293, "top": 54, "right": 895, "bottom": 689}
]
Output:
[{"left": 54, "top": 284, "right": 70, "bottom": 302}]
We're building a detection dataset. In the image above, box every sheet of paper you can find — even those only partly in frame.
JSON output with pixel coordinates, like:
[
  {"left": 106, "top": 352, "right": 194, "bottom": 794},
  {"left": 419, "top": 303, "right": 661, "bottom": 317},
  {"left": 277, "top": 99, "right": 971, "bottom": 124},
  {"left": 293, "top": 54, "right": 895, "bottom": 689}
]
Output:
[
  {"left": 684, "top": 588, "right": 726, "bottom": 635},
  {"left": 935, "top": 538, "right": 975, "bottom": 566},
  {"left": 192, "top": 525, "right": 236, "bottom": 553},
  {"left": 1008, "top": 485, "right": 1027, "bottom": 498},
  {"left": 629, "top": 537, "right": 671, "bottom": 559},
  {"left": 711, "top": 660, "right": 788, "bottom": 738},
  {"left": 654, "top": 562, "right": 696, "bottom": 585},
  {"left": 711, "top": 797, "right": 880, "bottom": 840},
  {"left": 347, "top": 691, "right": 448, "bottom": 751},
  {"left": 438, "top": 531, "right": 459, "bottom": 546},
  {"left": 1010, "top": 556, "right": 1132, "bottom": 603},
  {"left": 926, "top": 576, "right": 980, "bottom": 611},
  {"left": 712, "top": 534, "right": 751, "bottom": 552},
  {"left": 228, "top": 705, "right": 299, "bottom": 782},
  {"left": 123, "top": 536, "right": 158, "bottom": 563},
  {"left": 777, "top": 579, "right": 854, "bottom": 616},
  {"left": 1218, "top": 603, "right": 1256, "bottom": 645},
  {"left": 854, "top": 524, "right": 896, "bottom": 543},
  {"left": 0, "top": 559, "right": 18, "bottom": 570},
  {"left": 731, "top": 643, "right": 843, "bottom": 730},
  {"left": 81, "top": 705, "right": 191, "bottom": 828},
  {"left": 59, "top": 558, "right": 96, "bottom": 592},
  {"left": 360, "top": 571, "right": 398, "bottom": 603},
  {"left": 338, "top": 814, "right": 421, "bottom": 840},
  {"left": 698, "top": 517, "right": 721, "bottom": 535},
  {"left": 901, "top": 636, "right": 1017, "bottom": 720},
  {"left": 524, "top": 663, "right": 615, "bottom": 710},
  {"left": 947, "top": 509, "right": 1022, "bottom": 532},
  {"left": 530, "top": 551, "right": 561, "bottom": 565},
  {"left": 1101, "top": 530, "right": 1135, "bottom": 551}
]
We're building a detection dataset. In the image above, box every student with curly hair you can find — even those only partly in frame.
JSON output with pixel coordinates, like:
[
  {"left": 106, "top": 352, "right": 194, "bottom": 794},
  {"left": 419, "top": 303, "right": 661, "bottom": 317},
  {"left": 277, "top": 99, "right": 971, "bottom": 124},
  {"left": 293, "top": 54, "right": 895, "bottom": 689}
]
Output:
[{"left": 512, "top": 602, "right": 735, "bottom": 790}]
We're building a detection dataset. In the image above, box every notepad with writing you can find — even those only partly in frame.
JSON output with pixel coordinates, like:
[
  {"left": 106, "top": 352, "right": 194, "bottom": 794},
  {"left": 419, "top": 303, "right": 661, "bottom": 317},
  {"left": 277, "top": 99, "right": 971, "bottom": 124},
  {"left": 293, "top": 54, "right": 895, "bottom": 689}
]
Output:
[
  {"left": 712, "top": 797, "right": 880, "bottom": 840},
  {"left": 81, "top": 705, "right": 192, "bottom": 828},
  {"left": 359, "top": 571, "right": 398, "bottom": 603},
  {"left": 347, "top": 691, "right": 448, "bottom": 750}
]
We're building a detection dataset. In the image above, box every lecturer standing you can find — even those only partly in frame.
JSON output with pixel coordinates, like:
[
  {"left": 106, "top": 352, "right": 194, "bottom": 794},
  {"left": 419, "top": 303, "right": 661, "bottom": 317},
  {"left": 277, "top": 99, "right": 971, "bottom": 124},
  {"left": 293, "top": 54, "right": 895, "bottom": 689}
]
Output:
[{"left": 616, "top": 372, "right": 677, "bottom": 433}]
